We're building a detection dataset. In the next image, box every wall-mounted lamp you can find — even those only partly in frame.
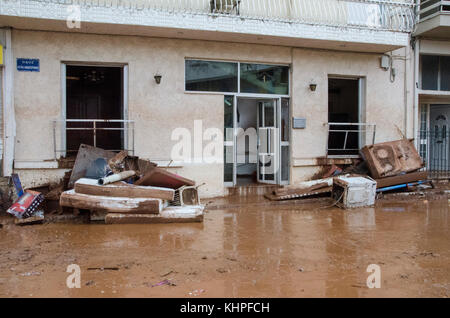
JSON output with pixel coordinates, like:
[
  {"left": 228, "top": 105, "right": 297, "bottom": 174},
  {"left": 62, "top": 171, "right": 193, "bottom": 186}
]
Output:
[
  {"left": 309, "top": 83, "right": 317, "bottom": 92},
  {"left": 154, "top": 74, "right": 162, "bottom": 84}
]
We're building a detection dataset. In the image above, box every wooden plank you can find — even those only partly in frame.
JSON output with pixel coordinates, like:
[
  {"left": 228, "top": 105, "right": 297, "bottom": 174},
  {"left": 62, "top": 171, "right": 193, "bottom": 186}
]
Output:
[
  {"left": 265, "top": 186, "right": 332, "bottom": 201},
  {"left": 74, "top": 178, "right": 175, "bottom": 200},
  {"left": 15, "top": 215, "right": 45, "bottom": 226},
  {"left": 104, "top": 206, "right": 204, "bottom": 224},
  {"left": 375, "top": 171, "right": 428, "bottom": 188},
  {"left": 274, "top": 182, "right": 329, "bottom": 196},
  {"left": 135, "top": 167, "right": 195, "bottom": 189},
  {"left": 60, "top": 190, "right": 165, "bottom": 214}
]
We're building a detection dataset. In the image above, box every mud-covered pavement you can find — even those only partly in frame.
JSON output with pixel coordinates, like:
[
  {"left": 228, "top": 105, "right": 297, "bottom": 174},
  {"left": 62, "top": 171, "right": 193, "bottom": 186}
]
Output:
[{"left": 0, "top": 194, "right": 449, "bottom": 298}]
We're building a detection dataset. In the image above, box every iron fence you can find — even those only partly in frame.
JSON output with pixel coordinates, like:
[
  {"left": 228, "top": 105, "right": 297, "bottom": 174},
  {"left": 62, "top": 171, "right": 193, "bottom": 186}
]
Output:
[{"left": 418, "top": 129, "right": 450, "bottom": 179}]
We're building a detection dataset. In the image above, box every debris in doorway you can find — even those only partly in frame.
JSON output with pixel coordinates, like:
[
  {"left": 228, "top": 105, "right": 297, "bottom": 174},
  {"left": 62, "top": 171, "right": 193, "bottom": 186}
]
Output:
[
  {"left": 332, "top": 175, "right": 377, "bottom": 209},
  {"left": 59, "top": 144, "right": 204, "bottom": 224}
]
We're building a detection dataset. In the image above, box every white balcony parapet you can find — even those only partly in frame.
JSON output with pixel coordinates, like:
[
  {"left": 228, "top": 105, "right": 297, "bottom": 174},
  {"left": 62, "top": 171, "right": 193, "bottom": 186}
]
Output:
[{"left": 1, "top": 0, "right": 416, "bottom": 32}]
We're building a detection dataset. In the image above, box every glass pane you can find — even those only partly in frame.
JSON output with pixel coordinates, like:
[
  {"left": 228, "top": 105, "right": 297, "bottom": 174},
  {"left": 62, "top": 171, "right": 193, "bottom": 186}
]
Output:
[
  {"left": 421, "top": 55, "right": 439, "bottom": 90},
  {"left": 264, "top": 103, "right": 275, "bottom": 127},
  {"left": 185, "top": 60, "right": 238, "bottom": 92},
  {"left": 224, "top": 146, "right": 234, "bottom": 183},
  {"left": 281, "top": 98, "right": 289, "bottom": 142},
  {"left": 441, "top": 56, "right": 450, "bottom": 91},
  {"left": 224, "top": 95, "right": 234, "bottom": 141},
  {"left": 240, "top": 63, "right": 289, "bottom": 95},
  {"left": 281, "top": 146, "right": 289, "bottom": 182}
]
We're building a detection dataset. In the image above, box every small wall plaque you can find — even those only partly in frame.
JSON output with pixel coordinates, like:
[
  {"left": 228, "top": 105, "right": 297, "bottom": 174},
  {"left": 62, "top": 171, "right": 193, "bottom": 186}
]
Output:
[{"left": 293, "top": 117, "right": 306, "bottom": 129}]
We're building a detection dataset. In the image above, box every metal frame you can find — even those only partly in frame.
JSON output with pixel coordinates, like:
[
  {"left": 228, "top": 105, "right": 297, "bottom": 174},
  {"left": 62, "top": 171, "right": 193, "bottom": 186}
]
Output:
[
  {"left": 52, "top": 119, "right": 135, "bottom": 158},
  {"left": 325, "top": 122, "right": 377, "bottom": 158},
  {"left": 184, "top": 58, "right": 291, "bottom": 97}
]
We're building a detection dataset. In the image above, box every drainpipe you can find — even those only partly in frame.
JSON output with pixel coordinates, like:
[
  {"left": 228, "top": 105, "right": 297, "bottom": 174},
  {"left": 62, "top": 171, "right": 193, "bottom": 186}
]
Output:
[
  {"left": 2, "top": 28, "right": 16, "bottom": 176},
  {"left": 413, "top": 38, "right": 420, "bottom": 148},
  {"left": 413, "top": 0, "right": 420, "bottom": 148}
]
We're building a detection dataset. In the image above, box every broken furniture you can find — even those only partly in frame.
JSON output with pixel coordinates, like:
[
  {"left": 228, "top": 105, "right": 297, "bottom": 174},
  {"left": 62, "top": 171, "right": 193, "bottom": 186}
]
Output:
[
  {"left": 135, "top": 167, "right": 195, "bottom": 189},
  {"left": 265, "top": 178, "right": 333, "bottom": 201},
  {"left": 361, "top": 139, "right": 424, "bottom": 179},
  {"left": 74, "top": 178, "right": 175, "bottom": 201},
  {"left": 332, "top": 176, "right": 377, "bottom": 209}
]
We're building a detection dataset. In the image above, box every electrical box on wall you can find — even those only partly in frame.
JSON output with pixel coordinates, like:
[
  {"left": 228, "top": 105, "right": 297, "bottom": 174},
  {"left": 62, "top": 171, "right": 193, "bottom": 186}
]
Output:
[
  {"left": 292, "top": 118, "right": 306, "bottom": 129},
  {"left": 380, "top": 55, "right": 390, "bottom": 70}
]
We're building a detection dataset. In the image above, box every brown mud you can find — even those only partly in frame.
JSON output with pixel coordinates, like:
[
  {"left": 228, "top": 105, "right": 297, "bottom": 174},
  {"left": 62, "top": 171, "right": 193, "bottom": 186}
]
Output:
[{"left": 0, "top": 194, "right": 449, "bottom": 298}]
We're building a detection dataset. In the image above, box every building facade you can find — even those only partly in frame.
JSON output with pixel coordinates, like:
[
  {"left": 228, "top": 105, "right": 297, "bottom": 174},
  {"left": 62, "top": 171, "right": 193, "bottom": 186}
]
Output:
[
  {"left": 414, "top": 0, "right": 450, "bottom": 178},
  {"left": 0, "top": 0, "right": 417, "bottom": 197}
]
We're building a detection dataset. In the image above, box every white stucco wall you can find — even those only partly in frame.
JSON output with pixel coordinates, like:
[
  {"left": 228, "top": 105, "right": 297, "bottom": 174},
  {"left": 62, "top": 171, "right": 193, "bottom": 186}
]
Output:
[{"left": 10, "top": 30, "right": 413, "bottom": 197}]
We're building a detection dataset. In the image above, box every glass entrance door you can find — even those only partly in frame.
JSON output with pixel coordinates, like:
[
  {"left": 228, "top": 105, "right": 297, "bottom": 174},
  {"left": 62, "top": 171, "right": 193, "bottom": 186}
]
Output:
[{"left": 257, "top": 100, "right": 278, "bottom": 184}]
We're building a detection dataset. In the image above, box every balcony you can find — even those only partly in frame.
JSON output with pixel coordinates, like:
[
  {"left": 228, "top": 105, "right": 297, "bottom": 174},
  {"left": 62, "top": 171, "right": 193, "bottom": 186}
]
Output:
[
  {"left": 0, "top": 0, "right": 416, "bottom": 52},
  {"left": 415, "top": 0, "right": 450, "bottom": 38}
]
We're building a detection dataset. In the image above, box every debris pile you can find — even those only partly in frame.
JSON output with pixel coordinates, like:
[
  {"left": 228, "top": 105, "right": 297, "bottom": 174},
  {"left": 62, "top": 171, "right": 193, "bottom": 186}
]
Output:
[
  {"left": 58, "top": 144, "right": 204, "bottom": 224},
  {"left": 7, "top": 173, "right": 45, "bottom": 225},
  {"left": 266, "top": 139, "right": 431, "bottom": 208}
]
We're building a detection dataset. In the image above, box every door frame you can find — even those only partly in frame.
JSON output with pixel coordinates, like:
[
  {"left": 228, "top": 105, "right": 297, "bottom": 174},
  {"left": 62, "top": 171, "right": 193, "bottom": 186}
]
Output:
[
  {"left": 225, "top": 95, "right": 290, "bottom": 187},
  {"left": 60, "top": 62, "right": 128, "bottom": 157}
]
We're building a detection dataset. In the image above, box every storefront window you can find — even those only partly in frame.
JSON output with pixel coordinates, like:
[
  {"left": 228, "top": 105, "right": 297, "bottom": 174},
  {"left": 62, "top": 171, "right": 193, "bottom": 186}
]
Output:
[
  {"left": 240, "top": 63, "right": 289, "bottom": 95},
  {"left": 185, "top": 60, "right": 238, "bottom": 92}
]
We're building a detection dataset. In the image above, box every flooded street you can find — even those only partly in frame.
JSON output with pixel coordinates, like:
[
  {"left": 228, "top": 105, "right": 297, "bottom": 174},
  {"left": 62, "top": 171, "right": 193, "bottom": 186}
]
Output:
[{"left": 0, "top": 195, "right": 449, "bottom": 298}]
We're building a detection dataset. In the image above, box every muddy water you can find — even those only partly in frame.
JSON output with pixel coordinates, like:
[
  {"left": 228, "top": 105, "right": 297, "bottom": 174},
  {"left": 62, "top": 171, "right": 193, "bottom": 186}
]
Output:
[{"left": 0, "top": 197, "right": 449, "bottom": 298}]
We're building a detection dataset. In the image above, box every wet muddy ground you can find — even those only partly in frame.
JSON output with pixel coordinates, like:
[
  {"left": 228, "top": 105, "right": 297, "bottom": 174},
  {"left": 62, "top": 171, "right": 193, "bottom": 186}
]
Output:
[{"left": 0, "top": 193, "right": 449, "bottom": 298}]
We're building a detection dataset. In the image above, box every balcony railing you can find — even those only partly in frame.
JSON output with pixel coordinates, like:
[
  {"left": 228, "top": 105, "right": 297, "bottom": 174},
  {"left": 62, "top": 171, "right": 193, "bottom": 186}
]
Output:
[
  {"left": 25, "top": 0, "right": 416, "bottom": 32},
  {"left": 419, "top": 0, "right": 450, "bottom": 22}
]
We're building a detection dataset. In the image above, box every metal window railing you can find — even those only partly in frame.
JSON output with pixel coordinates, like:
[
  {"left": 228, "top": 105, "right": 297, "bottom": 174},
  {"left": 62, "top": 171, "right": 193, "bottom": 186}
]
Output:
[
  {"left": 26, "top": 0, "right": 416, "bottom": 33},
  {"left": 325, "top": 122, "right": 377, "bottom": 156},
  {"left": 52, "top": 119, "right": 135, "bottom": 158}
]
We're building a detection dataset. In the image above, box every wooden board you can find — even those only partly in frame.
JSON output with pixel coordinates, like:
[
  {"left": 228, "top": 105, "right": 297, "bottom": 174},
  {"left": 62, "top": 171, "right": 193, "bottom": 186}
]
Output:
[
  {"left": 375, "top": 171, "right": 428, "bottom": 188},
  {"left": 135, "top": 167, "right": 195, "bottom": 189},
  {"left": 60, "top": 190, "right": 166, "bottom": 214},
  {"left": 265, "top": 186, "right": 332, "bottom": 201},
  {"left": 105, "top": 206, "right": 204, "bottom": 224},
  {"left": 273, "top": 182, "right": 329, "bottom": 196},
  {"left": 74, "top": 178, "right": 175, "bottom": 200},
  {"left": 361, "top": 139, "right": 424, "bottom": 179},
  {"left": 15, "top": 215, "right": 44, "bottom": 225}
]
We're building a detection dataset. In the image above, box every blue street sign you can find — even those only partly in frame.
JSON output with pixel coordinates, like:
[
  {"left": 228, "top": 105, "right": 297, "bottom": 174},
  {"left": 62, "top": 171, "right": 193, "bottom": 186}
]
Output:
[{"left": 17, "top": 58, "right": 40, "bottom": 72}]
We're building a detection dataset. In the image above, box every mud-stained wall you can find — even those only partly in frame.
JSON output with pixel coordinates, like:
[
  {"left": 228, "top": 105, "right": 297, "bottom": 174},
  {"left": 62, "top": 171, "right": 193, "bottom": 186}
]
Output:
[{"left": 11, "top": 30, "right": 413, "bottom": 197}]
